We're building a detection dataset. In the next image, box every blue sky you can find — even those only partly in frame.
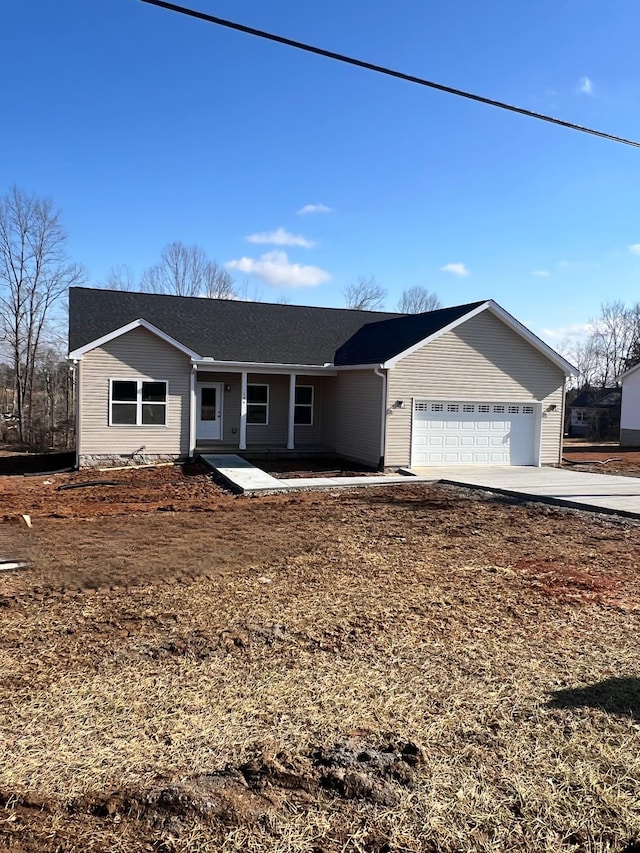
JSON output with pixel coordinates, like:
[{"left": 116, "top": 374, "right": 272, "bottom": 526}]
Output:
[{"left": 2, "top": 0, "right": 640, "bottom": 348}]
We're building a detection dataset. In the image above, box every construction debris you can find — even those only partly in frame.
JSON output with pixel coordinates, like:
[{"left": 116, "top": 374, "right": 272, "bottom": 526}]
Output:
[
  {"left": 96, "top": 462, "right": 176, "bottom": 472},
  {"left": 55, "top": 480, "right": 121, "bottom": 492},
  {"left": 563, "top": 456, "right": 623, "bottom": 466},
  {"left": 0, "top": 560, "right": 29, "bottom": 572}
]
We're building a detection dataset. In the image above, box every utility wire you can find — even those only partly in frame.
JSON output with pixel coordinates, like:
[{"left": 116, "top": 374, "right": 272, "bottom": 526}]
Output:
[{"left": 139, "top": 0, "right": 640, "bottom": 149}]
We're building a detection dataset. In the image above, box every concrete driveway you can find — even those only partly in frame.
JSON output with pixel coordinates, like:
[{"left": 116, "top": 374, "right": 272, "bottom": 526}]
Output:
[{"left": 411, "top": 465, "right": 640, "bottom": 518}]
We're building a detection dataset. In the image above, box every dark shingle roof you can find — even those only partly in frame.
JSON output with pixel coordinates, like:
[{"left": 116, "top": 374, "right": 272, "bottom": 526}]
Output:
[
  {"left": 571, "top": 387, "right": 621, "bottom": 409},
  {"left": 334, "top": 302, "right": 486, "bottom": 365},
  {"left": 68, "top": 288, "right": 485, "bottom": 366}
]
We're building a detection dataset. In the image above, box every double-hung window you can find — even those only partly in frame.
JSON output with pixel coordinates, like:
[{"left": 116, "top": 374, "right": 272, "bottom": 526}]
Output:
[
  {"left": 294, "top": 385, "right": 313, "bottom": 425},
  {"left": 247, "top": 384, "right": 269, "bottom": 424},
  {"left": 110, "top": 379, "right": 167, "bottom": 426}
]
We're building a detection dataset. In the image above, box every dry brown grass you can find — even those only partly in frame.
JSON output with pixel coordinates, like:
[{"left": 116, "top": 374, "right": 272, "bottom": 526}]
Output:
[{"left": 1, "top": 483, "right": 640, "bottom": 851}]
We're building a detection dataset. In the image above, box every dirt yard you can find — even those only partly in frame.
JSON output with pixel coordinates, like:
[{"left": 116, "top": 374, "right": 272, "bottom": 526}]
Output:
[
  {"left": 563, "top": 448, "right": 640, "bottom": 478},
  {"left": 2, "top": 466, "right": 640, "bottom": 852}
]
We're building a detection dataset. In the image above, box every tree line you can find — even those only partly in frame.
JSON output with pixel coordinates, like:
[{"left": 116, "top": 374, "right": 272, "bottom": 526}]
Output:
[
  {"left": 0, "top": 185, "right": 442, "bottom": 450},
  {"left": 563, "top": 300, "right": 640, "bottom": 389}
]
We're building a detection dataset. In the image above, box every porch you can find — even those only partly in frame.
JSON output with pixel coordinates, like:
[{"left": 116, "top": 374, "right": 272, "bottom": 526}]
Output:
[
  {"left": 191, "top": 365, "right": 337, "bottom": 456},
  {"left": 194, "top": 442, "right": 336, "bottom": 461}
]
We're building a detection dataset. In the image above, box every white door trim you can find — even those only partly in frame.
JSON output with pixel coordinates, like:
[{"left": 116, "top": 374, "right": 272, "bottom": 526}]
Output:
[{"left": 196, "top": 382, "right": 224, "bottom": 441}]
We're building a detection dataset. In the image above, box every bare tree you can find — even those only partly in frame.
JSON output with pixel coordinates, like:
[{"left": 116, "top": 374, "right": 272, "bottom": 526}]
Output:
[
  {"left": 397, "top": 286, "right": 441, "bottom": 313},
  {"left": 141, "top": 241, "right": 236, "bottom": 300},
  {"left": 0, "top": 186, "right": 83, "bottom": 444},
  {"left": 589, "top": 300, "right": 636, "bottom": 386},
  {"left": 141, "top": 241, "right": 207, "bottom": 296},
  {"left": 100, "top": 264, "right": 137, "bottom": 291},
  {"left": 566, "top": 336, "right": 599, "bottom": 388},
  {"left": 203, "top": 261, "right": 235, "bottom": 299},
  {"left": 344, "top": 275, "right": 387, "bottom": 311},
  {"left": 561, "top": 299, "right": 640, "bottom": 390}
]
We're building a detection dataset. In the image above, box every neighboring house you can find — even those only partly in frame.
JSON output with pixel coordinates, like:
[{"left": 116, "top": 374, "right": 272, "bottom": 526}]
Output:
[
  {"left": 617, "top": 364, "right": 640, "bottom": 446},
  {"left": 68, "top": 288, "right": 574, "bottom": 469},
  {"left": 568, "top": 387, "right": 621, "bottom": 440}
]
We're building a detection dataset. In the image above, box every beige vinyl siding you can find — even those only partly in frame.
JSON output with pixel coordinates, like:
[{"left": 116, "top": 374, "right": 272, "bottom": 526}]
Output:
[
  {"left": 246, "top": 374, "right": 288, "bottom": 446},
  {"left": 294, "top": 376, "right": 326, "bottom": 447},
  {"left": 385, "top": 310, "right": 566, "bottom": 467},
  {"left": 329, "top": 370, "right": 383, "bottom": 468},
  {"left": 79, "top": 327, "right": 191, "bottom": 456}
]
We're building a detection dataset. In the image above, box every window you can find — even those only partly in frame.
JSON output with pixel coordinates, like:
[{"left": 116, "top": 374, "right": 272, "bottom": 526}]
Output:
[
  {"left": 478, "top": 405, "right": 490, "bottom": 413},
  {"left": 463, "top": 404, "right": 475, "bottom": 413},
  {"left": 110, "top": 379, "right": 167, "bottom": 426},
  {"left": 247, "top": 384, "right": 269, "bottom": 424},
  {"left": 493, "top": 405, "right": 505, "bottom": 414},
  {"left": 522, "top": 405, "right": 535, "bottom": 415},
  {"left": 508, "top": 405, "right": 520, "bottom": 414},
  {"left": 294, "top": 385, "right": 314, "bottom": 425},
  {"left": 575, "top": 410, "right": 587, "bottom": 423},
  {"left": 447, "top": 403, "right": 459, "bottom": 412}
]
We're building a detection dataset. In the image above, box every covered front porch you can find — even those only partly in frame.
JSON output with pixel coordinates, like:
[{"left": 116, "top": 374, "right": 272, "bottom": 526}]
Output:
[{"left": 189, "top": 361, "right": 338, "bottom": 457}]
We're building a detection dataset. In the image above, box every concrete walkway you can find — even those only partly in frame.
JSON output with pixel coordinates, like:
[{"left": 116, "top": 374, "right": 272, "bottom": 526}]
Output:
[
  {"left": 200, "top": 454, "right": 435, "bottom": 495},
  {"left": 200, "top": 454, "right": 283, "bottom": 491},
  {"left": 412, "top": 465, "right": 640, "bottom": 518}
]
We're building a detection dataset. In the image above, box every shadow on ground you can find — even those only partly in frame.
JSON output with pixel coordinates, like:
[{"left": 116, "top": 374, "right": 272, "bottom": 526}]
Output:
[{"left": 548, "top": 677, "right": 640, "bottom": 718}]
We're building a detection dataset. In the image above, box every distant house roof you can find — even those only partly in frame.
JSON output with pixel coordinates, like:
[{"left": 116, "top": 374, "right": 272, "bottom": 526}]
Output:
[{"left": 571, "top": 387, "right": 622, "bottom": 409}]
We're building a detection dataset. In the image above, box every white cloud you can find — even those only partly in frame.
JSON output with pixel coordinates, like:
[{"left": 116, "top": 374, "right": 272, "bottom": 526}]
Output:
[
  {"left": 246, "top": 227, "right": 314, "bottom": 249},
  {"left": 578, "top": 76, "right": 593, "bottom": 94},
  {"left": 540, "top": 323, "right": 593, "bottom": 341},
  {"left": 440, "top": 262, "right": 469, "bottom": 277},
  {"left": 297, "top": 203, "right": 332, "bottom": 215},
  {"left": 532, "top": 269, "right": 550, "bottom": 277},
  {"left": 628, "top": 243, "right": 640, "bottom": 256},
  {"left": 226, "top": 251, "right": 330, "bottom": 289}
]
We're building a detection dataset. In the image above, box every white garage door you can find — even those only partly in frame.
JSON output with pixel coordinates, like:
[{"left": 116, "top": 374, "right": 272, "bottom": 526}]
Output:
[{"left": 411, "top": 401, "right": 538, "bottom": 466}]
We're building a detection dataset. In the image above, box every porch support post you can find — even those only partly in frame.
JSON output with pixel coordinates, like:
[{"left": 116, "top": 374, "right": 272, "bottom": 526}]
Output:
[
  {"left": 239, "top": 370, "right": 248, "bottom": 450},
  {"left": 287, "top": 372, "right": 296, "bottom": 450},
  {"left": 189, "top": 364, "right": 197, "bottom": 458}
]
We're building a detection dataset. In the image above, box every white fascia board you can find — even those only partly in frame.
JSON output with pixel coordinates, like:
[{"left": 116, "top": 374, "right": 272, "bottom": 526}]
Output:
[
  {"left": 333, "top": 363, "right": 385, "bottom": 371},
  {"left": 192, "top": 359, "right": 337, "bottom": 376},
  {"left": 382, "top": 300, "right": 577, "bottom": 376},
  {"left": 68, "top": 318, "right": 202, "bottom": 361},
  {"left": 616, "top": 363, "right": 640, "bottom": 383}
]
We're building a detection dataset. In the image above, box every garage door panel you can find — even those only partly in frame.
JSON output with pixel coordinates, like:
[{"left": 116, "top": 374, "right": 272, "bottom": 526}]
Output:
[{"left": 412, "top": 400, "right": 537, "bottom": 466}]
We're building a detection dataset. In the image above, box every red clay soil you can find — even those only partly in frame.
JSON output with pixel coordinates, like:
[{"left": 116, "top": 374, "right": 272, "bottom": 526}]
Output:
[
  {"left": 562, "top": 449, "right": 640, "bottom": 477},
  {"left": 0, "top": 462, "right": 238, "bottom": 519}
]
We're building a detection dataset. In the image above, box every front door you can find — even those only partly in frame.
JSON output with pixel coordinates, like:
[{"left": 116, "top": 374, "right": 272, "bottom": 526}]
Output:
[{"left": 196, "top": 383, "right": 223, "bottom": 441}]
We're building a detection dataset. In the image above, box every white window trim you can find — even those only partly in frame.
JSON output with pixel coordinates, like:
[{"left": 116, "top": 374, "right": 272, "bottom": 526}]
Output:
[
  {"left": 247, "top": 383, "right": 269, "bottom": 426},
  {"left": 294, "top": 384, "right": 314, "bottom": 426},
  {"left": 109, "top": 378, "right": 168, "bottom": 427}
]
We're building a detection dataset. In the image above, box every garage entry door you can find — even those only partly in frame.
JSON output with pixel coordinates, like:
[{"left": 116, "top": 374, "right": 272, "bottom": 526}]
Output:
[{"left": 411, "top": 400, "right": 538, "bottom": 465}]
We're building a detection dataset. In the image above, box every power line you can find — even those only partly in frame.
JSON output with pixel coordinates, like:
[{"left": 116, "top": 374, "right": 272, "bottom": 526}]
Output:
[{"left": 139, "top": 0, "right": 640, "bottom": 149}]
